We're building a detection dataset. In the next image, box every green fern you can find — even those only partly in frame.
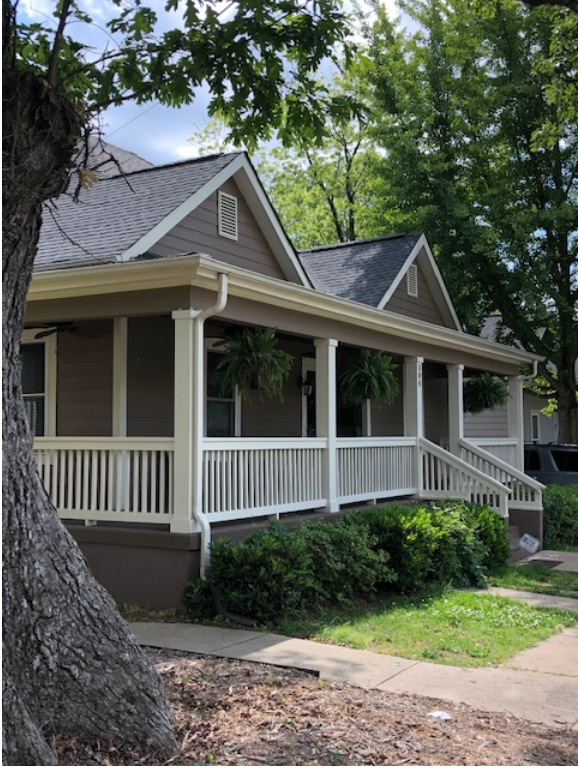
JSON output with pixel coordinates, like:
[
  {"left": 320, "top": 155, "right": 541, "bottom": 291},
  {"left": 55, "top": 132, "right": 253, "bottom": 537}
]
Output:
[
  {"left": 340, "top": 350, "right": 400, "bottom": 405},
  {"left": 463, "top": 373, "right": 509, "bottom": 414},
  {"left": 217, "top": 327, "right": 294, "bottom": 402}
]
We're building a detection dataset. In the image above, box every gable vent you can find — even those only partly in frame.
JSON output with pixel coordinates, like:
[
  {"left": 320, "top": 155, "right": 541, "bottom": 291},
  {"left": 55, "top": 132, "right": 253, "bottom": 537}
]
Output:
[
  {"left": 407, "top": 263, "right": 419, "bottom": 297},
  {"left": 218, "top": 191, "right": 238, "bottom": 241}
]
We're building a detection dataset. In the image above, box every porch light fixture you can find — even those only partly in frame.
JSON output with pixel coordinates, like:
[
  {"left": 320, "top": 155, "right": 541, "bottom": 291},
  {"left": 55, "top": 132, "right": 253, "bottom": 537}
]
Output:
[{"left": 300, "top": 372, "right": 315, "bottom": 397}]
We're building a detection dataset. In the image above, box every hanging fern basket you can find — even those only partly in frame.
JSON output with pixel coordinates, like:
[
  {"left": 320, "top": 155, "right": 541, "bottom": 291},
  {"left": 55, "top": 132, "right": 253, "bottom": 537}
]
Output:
[
  {"left": 339, "top": 350, "right": 400, "bottom": 405},
  {"left": 216, "top": 327, "right": 294, "bottom": 402},
  {"left": 463, "top": 372, "right": 510, "bottom": 414}
]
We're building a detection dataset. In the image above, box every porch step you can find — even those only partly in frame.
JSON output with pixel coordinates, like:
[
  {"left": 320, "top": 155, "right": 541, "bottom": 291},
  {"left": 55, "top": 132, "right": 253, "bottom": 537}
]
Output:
[{"left": 506, "top": 524, "right": 527, "bottom": 564}]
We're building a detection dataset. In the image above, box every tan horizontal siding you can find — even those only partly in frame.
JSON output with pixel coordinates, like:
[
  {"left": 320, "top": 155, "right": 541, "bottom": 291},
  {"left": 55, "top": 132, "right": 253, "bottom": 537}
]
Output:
[
  {"left": 127, "top": 316, "right": 174, "bottom": 437},
  {"left": 149, "top": 178, "right": 287, "bottom": 280},
  {"left": 464, "top": 408, "right": 509, "bottom": 438},
  {"left": 57, "top": 320, "right": 113, "bottom": 436},
  {"left": 241, "top": 340, "right": 309, "bottom": 437},
  {"left": 385, "top": 264, "right": 446, "bottom": 326}
]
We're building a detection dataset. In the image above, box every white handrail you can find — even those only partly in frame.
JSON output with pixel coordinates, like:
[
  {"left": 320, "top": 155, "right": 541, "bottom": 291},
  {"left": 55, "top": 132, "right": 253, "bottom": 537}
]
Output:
[
  {"left": 459, "top": 439, "right": 545, "bottom": 491},
  {"left": 419, "top": 437, "right": 510, "bottom": 517},
  {"left": 420, "top": 438, "right": 511, "bottom": 494}
]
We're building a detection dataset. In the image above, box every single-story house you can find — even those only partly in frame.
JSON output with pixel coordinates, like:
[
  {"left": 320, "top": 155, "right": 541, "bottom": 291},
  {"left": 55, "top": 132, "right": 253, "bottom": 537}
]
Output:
[{"left": 24, "top": 144, "right": 544, "bottom": 607}]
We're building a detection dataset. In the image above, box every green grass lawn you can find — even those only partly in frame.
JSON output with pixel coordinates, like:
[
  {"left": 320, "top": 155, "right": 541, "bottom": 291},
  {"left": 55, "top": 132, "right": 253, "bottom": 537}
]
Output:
[
  {"left": 277, "top": 590, "right": 577, "bottom": 668},
  {"left": 488, "top": 564, "right": 578, "bottom": 599}
]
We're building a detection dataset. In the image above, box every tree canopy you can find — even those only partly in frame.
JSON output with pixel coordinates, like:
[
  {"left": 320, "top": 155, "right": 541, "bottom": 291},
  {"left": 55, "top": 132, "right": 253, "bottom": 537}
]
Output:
[{"left": 365, "top": 0, "right": 577, "bottom": 440}]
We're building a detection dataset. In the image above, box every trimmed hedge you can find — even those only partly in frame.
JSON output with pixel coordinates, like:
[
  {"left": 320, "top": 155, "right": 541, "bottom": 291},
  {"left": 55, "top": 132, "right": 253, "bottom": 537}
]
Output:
[
  {"left": 543, "top": 485, "right": 578, "bottom": 549},
  {"left": 183, "top": 501, "right": 509, "bottom": 623}
]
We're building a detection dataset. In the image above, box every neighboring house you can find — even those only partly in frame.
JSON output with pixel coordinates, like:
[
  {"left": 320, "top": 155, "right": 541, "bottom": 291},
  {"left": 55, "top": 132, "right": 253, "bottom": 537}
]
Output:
[
  {"left": 467, "top": 314, "right": 563, "bottom": 445},
  {"left": 24, "top": 144, "right": 544, "bottom": 607}
]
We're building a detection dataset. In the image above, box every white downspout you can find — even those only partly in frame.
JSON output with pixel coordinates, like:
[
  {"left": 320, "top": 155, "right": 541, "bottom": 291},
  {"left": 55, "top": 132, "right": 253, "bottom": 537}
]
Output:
[{"left": 192, "top": 273, "right": 229, "bottom": 577}]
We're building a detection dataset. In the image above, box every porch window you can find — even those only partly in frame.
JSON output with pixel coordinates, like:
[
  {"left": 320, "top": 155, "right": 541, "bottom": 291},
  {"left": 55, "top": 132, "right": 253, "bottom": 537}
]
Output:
[
  {"left": 530, "top": 410, "right": 540, "bottom": 443},
  {"left": 21, "top": 343, "right": 46, "bottom": 436},
  {"left": 206, "top": 349, "right": 236, "bottom": 437}
]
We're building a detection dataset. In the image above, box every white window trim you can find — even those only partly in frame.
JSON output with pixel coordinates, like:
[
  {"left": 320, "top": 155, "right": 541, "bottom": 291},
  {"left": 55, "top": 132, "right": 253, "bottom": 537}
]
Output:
[
  {"left": 217, "top": 190, "right": 238, "bottom": 241},
  {"left": 530, "top": 409, "right": 541, "bottom": 443},
  {"left": 204, "top": 340, "right": 241, "bottom": 437},
  {"left": 21, "top": 329, "right": 57, "bottom": 437},
  {"left": 407, "top": 263, "right": 419, "bottom": 298}
]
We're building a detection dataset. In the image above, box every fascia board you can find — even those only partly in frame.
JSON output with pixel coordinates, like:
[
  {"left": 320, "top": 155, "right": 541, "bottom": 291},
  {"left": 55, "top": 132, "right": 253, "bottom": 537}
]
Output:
[
  {"left": 377, "top": 234, "right": 462, "bottom": 332},
  {"left": 119, "top": 154, "right": 247, "bottom": 262},
  {"left": 28, "top": 253, "right": 539, "bottom": 367}
]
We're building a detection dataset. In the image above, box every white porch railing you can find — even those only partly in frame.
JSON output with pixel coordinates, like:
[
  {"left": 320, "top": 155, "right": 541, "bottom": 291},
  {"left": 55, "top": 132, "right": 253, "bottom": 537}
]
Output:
[
  {"left": 202, "top": 438, "right": 327, "bottom": 522},
  {"left": 419, "top": 438, "right": 510, "bottom": 517},
  {"left": 33, "top": 438, "right": 174, "bottom": 523},
  {"left": 459, "top": 439, "right": 543, "bottom": 511},
  {"left": 468, "top": 438, "right": 519, "bottom": 469},
  {"left": 336, "top": 438, "right": 417, "bottom": 504},
  {"left": 34, "top": 434, "right": 541, "bottom": 527}
]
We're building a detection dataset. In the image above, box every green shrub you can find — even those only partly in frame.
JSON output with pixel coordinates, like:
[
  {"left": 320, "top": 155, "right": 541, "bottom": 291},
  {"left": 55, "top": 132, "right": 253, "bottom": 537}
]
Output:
[
  {"left": 300, "top": 520, "right": 395, "bottom": 603},
  {"left": 185, "top": 523, "right": 313, "bottom": 623},
  {"left": 346, "top": 504, "right": 439, "bottom": 592},
  {"left": 346, "top": 501, "right": 501, "bottom": 591},
  {"left": 427, "top": 505, "right": 487, "bottom": 588},
  {"left": 466, "top": 503, "right": 509, "bottom": 570},
  {"left": 543, "top": 485, "right": 578, "bottom": 548}
]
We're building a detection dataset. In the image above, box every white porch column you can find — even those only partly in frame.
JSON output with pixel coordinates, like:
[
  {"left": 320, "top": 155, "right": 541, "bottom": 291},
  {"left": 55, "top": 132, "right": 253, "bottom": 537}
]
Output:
[
  {"left": 508, "top": 375, "right": 524, "bottom": 470},
  {"left": 404, "top": 357, "right": 424, "bottom": 492},
  {"left": 315, "top": 338, "right": 339, "bottom": 512},
  {"left": 171, "top": 309, "right": 202, "bottom": 533},
  {"left": 403, "top": 357, "right": 424, "bottom": 438},
  {"left": 112, "top": 317, "right": 128, "bottom": 437},
  {"left": 362, "top": 400, "right": 372, "bottom": 437},
  {"left": 447, "top": 364, "right": 464, "bottom": 456}
]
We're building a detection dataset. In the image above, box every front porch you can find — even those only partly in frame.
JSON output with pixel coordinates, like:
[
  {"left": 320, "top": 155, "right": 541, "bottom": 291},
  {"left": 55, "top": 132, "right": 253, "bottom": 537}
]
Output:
[{"left": 25, "top": 258, "right": 544, "bottom": 605}]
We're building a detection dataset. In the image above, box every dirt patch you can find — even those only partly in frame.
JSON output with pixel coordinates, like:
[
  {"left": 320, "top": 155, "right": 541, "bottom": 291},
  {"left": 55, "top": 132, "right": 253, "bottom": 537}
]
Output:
[{"left": 56, "top": 648, "right": 578, "bottom": 766}]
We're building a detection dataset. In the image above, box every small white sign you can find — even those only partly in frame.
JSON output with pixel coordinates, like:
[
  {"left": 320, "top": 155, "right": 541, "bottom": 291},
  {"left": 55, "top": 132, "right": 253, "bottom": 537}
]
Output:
[{"left": 519, "top": 533, "right": 540, "bottom": 554}]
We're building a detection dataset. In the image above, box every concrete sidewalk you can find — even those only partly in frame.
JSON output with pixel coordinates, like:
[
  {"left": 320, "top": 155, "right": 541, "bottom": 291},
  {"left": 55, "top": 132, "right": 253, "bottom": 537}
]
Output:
[{"left": 132, "top": 612, "right": 578, "bottom": 729}]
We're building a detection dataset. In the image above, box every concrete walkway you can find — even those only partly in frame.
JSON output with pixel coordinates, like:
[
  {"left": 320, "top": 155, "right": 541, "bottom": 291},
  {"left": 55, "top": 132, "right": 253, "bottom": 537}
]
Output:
[
  {"left": 132, "top": 592, "right": 578, "bottom": 729},
  {"left": 520, "top": 549, "right": 578, "bottom": 573},
  {"left": 132, "top": 552, "right": 578, "bottom": 729}
]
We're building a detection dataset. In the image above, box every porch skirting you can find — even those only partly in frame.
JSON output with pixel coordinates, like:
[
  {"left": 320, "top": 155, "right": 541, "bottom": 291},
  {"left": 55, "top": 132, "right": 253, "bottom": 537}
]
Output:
[
  {"left": 68, "top": 508, "right": 352, "bottom": 609},
  {"left": 69, "top": 524, "right": 201, "bottom": 610}
]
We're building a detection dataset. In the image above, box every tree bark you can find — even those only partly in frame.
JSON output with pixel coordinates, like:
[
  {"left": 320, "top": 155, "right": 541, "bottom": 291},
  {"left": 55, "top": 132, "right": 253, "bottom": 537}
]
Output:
[{"left": 2, "top": 67, "right": 175, "bottom": 766}]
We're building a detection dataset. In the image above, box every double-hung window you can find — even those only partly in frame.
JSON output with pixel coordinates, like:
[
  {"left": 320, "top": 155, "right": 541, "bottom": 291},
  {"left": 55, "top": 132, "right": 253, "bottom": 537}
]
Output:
[
  {"left": 21, "top": 342, "right": 46, "bottom": 437},
  {"left": 206, "top": 349, "right": 238, "bottom": 437}
]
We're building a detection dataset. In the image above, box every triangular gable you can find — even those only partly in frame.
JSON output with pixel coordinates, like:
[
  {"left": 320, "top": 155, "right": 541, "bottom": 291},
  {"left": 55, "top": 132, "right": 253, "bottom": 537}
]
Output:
[
  {"left": 121, "top": 153, "right": 310, "bottom": 287},
  {"left": 378, "top": 234, "right": 462, "bottom": 331}
]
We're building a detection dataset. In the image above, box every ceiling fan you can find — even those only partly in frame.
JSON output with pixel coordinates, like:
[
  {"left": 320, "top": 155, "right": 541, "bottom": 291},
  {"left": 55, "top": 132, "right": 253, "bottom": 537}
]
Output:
[{"left": 27, "top": 322, "right": 79, "bottom": 340}]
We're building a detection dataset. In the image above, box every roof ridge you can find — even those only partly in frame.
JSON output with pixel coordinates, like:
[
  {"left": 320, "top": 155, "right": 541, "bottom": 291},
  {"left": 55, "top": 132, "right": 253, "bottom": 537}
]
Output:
[
  {"left": 299, "top": 233, "right": 420, "bottom": 255},
  {"left": 92, "top": 150, "right": 245, "bottom": 182}
]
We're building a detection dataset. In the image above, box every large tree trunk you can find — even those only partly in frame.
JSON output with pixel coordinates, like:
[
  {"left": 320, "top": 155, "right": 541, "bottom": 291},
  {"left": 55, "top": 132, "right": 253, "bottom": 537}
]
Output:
[{"left": 2, "top": 68, "right": 176, "bottom": 766}]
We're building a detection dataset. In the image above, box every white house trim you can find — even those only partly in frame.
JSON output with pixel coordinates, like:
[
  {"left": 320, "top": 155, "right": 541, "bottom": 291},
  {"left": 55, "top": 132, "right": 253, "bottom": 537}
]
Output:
[
  {"left": 28, "top": 254, "right": 541, "bottom": 370},
  {"left": 21, "top": 328, "right": 57, "bottom": 437},
  {"left": 377, "top": 234, "right": 462, "bottom": 331}
]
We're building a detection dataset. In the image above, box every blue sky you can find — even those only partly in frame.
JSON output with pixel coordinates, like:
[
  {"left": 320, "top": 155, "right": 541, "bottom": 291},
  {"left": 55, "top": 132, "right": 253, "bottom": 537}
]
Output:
[{"left": 21, "top": 0, "right": 396, "bottom": 165}]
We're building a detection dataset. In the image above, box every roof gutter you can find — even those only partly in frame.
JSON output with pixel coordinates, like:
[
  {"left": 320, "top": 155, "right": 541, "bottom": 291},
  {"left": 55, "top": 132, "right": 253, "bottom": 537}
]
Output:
[{"left": 193, "top": 272, "right": 229, "bottom": 576}]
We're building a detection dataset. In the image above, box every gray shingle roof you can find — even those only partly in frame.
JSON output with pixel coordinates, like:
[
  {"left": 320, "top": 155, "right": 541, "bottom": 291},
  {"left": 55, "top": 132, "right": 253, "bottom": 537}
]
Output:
[
  {"left": 298, "top": 234, "right": 421, "bottom": 307},
  {"left": 80, "top": 137, "right": 154, "bottom": 178},
  {"left": 36, "top": 152, "right": 242, "bottom": 271}
]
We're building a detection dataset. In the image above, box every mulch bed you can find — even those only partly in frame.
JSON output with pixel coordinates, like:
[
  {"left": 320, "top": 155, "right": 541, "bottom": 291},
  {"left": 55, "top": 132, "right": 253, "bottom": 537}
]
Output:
[{"left": 56, "top": 648, "right": 578, "bottom": 766}]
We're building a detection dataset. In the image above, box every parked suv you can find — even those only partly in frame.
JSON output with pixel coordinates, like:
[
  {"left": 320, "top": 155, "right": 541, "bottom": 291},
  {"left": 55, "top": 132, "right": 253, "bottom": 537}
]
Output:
[{"left": 524, "top": 444, "right": 578, "bottom": 485}]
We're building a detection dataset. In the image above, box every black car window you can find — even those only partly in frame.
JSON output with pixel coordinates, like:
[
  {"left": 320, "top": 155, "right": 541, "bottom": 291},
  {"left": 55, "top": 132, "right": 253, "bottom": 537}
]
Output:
[
  {"left": 551, "top": 450, "right": 578, "bottom": 472},
  {"left": 524, "top": 449, "right": 541, "bottom": 471}
]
